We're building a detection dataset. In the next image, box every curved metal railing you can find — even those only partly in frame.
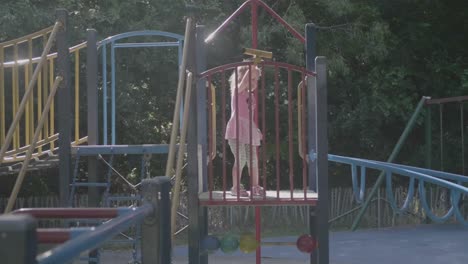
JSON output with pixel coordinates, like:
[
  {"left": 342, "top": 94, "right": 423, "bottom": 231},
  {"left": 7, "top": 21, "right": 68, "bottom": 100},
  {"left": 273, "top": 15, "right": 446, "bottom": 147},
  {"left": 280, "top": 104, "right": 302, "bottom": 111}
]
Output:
[{"left": 327, "top": 154, "right": 468, "bottom": 225}]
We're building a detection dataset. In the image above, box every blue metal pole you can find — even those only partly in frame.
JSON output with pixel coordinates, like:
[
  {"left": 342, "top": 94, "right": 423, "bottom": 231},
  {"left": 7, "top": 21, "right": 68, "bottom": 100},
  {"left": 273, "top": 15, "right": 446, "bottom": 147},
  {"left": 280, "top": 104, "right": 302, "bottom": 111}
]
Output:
[
  {"left": 102, "top": 42, "right": 108, "bottom": 145},
  {"left": 111, "top": 41, "right": 116, "bottom": 145}
]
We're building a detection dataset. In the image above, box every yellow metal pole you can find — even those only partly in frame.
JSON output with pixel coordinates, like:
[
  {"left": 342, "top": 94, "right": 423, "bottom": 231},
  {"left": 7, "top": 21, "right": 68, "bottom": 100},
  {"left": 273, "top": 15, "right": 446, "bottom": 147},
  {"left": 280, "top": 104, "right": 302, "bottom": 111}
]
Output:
[
  {"left": 0, "top": 21, "right": 60, "bottom": 165},
  {"left": 25, "top": 62, "right": 30, "bottom": 145},
  {"left": 0, "top": 46, "right": 4, "bottom": 145},
  {"left": 49, "top": 58, "right": 55, "bottom": 150},
  {"left": 28, "top": 38, "right": 34, "bottom": 149},
  {"left": 42, "top": 34, "right": 49, "bottom": 145},
  {"left": 38, "top": 63, "right": 43, "bottom": 153},
  {"left": 171, "top": 72, "right": 193, "bottom": 240},
  {"left": 74, "top": 50, "right": 79, "bottom": 143},
  {"left": 4, "top": 76, "right": 62, "bottom": 213},
  {"left": 13, "top": 44, "right": 19, "bottom": 150},
  {"left": 165, "top": 17, "right": 192, "bottom": 177}
]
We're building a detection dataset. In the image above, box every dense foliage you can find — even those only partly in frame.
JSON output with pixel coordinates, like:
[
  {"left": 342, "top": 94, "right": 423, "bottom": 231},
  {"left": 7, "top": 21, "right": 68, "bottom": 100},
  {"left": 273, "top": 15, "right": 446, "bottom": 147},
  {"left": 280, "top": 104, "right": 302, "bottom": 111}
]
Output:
[{"left": 1, "top": 0, "right": 467, "bottom": 195}]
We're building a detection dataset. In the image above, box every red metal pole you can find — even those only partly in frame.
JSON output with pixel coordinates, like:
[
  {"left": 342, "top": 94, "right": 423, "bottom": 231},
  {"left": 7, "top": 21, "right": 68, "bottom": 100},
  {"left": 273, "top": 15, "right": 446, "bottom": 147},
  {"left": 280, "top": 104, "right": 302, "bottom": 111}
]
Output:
[
  {"left": 288, "top": 68, "right": 294, "bottom": 199},
  {"left": 302, "top": 72, "right": 307, "bottom": 199},
  {"left": 208, "top": 75, "right": 213, "bottom": 201},
  {"left": 256, "top": 0, "right": 305, "bottom": 43},
  {"left": 235, "top": 68, "right": 240, "bottom": 200},
  {"left": 274, "top": 66, "right": 280, "bottom": 199},
  {"left": 261, "top": 67, "right": 267, "bottom": 200},
  {"left": 251, "top": 0, "right": 258, "bottom": 49},
  {"left": 222, "top": 70, "right": 227, "bottom": 200},
  {"left": 205, "top": 0, "right": 252, "bottom": 43},
  {"left": 37, "top": 229, "right": 71, "bottom": 244},
  {"left": 250, "top": 2, "right": 260, "bottom": 258}
]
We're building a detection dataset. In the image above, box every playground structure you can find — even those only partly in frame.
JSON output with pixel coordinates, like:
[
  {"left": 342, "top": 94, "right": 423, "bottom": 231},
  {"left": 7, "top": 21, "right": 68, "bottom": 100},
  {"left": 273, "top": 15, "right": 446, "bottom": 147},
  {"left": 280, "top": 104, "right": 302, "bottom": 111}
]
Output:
[{"left": 0, "top": 1, "right": 467, "bottom": 264}]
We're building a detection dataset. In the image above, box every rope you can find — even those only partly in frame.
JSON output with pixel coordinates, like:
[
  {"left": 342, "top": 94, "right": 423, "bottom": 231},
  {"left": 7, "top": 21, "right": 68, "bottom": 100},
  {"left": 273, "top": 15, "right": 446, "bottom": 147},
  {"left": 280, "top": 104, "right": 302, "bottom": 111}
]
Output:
[{"left": 97, "top": 154, "right": 139, "bottom": 190}]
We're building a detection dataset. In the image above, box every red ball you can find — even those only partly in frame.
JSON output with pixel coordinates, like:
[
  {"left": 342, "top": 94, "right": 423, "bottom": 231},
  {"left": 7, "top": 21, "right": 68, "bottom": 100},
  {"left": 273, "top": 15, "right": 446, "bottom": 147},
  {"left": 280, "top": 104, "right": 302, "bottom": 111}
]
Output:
[{"left": 296, "top": 234, "right": 316, "bottom": 253}]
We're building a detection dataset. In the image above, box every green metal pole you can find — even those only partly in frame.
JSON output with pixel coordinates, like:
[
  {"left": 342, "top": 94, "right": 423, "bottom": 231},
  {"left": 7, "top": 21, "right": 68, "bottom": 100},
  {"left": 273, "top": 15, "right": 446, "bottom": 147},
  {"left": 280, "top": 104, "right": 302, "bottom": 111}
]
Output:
[
  {"left": 424, "top": 105, "right": 432, "bottom": 224},
  {"left": 350, "top": 96, "right": 430, "bottom": 231},
  {"left": 425, "top": 106, "right": 432, "bottom": 169}
]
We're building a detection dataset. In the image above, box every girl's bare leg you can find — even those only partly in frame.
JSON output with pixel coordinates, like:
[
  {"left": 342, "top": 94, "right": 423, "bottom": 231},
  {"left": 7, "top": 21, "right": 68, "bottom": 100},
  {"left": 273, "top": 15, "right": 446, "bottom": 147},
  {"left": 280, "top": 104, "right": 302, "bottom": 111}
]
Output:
[{"left": 232, "top": 159, "right": 242, "bottom": 190}]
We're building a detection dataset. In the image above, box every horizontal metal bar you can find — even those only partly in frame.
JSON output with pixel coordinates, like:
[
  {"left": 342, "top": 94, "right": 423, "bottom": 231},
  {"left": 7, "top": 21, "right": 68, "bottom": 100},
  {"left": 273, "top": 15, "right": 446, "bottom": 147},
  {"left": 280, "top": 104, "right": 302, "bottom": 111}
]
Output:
[
  {"left": 71, "top": 182, "right": 109, "bottom": 187},
  {"left": 37, "top": 204, "right": 153, "bottom": 264},
  {"left": 72, "top": 144, "right": 182, "bottom": 155},
  {"left": 12, "top": 207, "right": 132, "bottom": 219},
  {"left": 113, "top": 42, "right": 180, "bottom": 48},
  {"left": 199, "top": 199, "right": 317, "bottom": 207},
  {"left": 425, "top": 95, "right": 468, "bottom": 105},
  {"left": 37, "top": 227, "right": 92, "bottom": 244},
  {"left": 106, "top": 195, "right": 141, "bottom": 201}
]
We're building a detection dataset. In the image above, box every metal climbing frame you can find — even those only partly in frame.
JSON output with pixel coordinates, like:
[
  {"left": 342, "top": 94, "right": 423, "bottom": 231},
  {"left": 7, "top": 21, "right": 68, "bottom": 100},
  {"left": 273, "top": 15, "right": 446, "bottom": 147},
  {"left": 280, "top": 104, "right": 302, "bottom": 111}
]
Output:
[{"left": 186, "top": 1, "right": 329, "bottom": 263}]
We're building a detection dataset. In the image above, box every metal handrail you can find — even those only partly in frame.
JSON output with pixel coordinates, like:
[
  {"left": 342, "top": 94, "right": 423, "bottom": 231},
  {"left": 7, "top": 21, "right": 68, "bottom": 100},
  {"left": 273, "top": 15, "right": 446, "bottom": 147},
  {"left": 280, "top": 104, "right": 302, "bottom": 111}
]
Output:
[
  {"left": 36, "top": 204, "right": 154, "bottom": 264},
  {"left": 327, "top": 154, "right": 468, "bottom": 225},
  {"left": 0, "top": 21, "right": 61, "bottom": 167},
  {"left": 0, "top": 25, "right": 54, "bottom": 48},
  {"left": 4, "top": 76, "right": 62, "bottom": 213}
]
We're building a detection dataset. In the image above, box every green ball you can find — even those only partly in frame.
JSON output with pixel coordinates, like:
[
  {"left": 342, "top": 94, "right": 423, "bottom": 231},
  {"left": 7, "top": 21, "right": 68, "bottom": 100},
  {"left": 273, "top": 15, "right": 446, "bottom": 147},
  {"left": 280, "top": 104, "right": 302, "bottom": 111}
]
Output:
[{"left": 220, "top": 234, "right": 239, "bottom": 253}]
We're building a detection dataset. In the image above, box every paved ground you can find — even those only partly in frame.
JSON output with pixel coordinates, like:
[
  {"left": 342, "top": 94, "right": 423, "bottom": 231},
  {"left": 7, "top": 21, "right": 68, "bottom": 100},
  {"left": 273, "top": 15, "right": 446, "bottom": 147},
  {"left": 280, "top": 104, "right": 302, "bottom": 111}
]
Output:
[{"left": 99, "top": 224, "right": 468, "bottom": 264}]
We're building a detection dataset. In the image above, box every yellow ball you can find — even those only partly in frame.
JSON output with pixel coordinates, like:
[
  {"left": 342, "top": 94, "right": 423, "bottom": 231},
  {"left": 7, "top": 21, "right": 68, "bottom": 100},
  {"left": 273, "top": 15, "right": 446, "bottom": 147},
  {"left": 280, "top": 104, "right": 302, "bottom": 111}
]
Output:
[{"left": 239, "top": 233, "right": 258, "bottom": 253}]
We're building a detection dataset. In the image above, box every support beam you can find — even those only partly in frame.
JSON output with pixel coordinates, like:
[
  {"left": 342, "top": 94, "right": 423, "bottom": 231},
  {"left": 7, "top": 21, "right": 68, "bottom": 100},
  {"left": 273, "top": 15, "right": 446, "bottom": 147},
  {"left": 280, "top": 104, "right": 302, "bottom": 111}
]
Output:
[
  {"left": 56, "top": 8, "right": 72, "bottom": 207},
  {"left": 315, "top": 56, "right": 329, "bottom": 264}
]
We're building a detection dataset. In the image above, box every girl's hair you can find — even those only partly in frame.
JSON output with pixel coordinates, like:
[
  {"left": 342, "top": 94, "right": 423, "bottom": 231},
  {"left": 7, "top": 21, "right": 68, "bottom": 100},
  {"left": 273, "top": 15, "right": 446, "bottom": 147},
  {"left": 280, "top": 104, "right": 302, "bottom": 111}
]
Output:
[{"left": 228, "top": 63, "right": 261, "bottom": 95}]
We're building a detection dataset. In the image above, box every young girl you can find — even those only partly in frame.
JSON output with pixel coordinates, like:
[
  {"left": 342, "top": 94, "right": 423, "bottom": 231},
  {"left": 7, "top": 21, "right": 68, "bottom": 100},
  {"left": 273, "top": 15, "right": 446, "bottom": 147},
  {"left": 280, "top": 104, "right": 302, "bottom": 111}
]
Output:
[{"left": 225, "top": 64, "right": 265, "bottom": 197}]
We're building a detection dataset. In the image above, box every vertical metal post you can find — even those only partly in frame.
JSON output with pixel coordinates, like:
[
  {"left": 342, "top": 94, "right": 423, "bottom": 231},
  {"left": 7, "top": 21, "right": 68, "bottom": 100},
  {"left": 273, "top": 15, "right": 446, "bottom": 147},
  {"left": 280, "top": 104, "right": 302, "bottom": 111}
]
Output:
[
  {"left": 305, "top": 23, "right": 317, "bottom": 264},
  {"left": 315, "top": 56, "right": 329, "bottom": 264},
  {"left": 306, "top": 23, "right": 317, "bottom": 191},
  {"left": 56, "top": 8, "right": 72, "bottom": 207},
  {"left": 86, "top": 29, "right": 99, "bottom": 206},
  {"left": 0, "top": 214, "right": 37, "bottom": 264},
  {"left": 425, "top": 106, "right": 432, "bottom": 169},
  {"left": 86, "top": 28, "right": 100, "bottom": 264},
  {"left": 188, "top": 24, "right": 208, "bottom": 264},
  {"left": 141, "top": 176, "right": 172, "bottom": 264}
]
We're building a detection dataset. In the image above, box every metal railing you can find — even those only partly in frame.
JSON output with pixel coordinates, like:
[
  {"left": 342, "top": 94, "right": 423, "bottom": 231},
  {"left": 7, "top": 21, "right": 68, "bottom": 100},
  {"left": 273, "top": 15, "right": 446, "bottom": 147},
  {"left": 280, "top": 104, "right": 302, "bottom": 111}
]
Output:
[
  {"left": 327, "top": 154, "right": 468, "bottom": 226},
  {"left": 0, "top": 176, "right": 171, "bottom": 264}
]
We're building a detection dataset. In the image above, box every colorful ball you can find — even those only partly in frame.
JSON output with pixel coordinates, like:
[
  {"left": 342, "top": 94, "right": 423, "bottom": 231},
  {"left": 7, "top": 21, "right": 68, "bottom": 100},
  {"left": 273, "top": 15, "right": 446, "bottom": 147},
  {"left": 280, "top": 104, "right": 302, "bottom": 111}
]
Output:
[
  {"left": 296, "top": 234, "right": 316, "bottom": 253},
  {"left": 220, "top": 234, "right": 239, "bottom": 253},
  {"left": 201, "top": 235, "right": 220, "bottom": 254},
  {"left": 239, "top": 233, "right": 258, "bottom": 253}
]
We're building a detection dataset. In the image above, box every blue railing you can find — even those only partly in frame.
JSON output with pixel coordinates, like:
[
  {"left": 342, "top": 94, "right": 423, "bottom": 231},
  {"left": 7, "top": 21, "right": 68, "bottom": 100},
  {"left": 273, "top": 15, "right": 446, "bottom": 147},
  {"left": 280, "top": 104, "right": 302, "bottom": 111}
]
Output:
[
  {"left": 97, "top": 31, "right": 184, "bottom": 145},
  {"left": 326, "top": 154, "right": 468, "bottom": 225}
]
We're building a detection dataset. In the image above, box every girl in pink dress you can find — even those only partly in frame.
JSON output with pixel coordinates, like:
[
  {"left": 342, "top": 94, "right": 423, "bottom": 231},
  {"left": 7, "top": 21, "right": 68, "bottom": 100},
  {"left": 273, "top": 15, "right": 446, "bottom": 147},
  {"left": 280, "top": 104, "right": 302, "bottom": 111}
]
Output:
[{"left": 225, "top": 64, "right": 265, "bottom": 197}]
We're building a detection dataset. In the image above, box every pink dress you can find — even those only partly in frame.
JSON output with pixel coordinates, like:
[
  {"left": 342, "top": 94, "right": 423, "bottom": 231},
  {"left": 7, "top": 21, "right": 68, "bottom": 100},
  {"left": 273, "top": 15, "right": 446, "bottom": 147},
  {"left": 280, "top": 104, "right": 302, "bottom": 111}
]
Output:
[{"left": 225, "top": 90, "right": 263, "bottom": 146}]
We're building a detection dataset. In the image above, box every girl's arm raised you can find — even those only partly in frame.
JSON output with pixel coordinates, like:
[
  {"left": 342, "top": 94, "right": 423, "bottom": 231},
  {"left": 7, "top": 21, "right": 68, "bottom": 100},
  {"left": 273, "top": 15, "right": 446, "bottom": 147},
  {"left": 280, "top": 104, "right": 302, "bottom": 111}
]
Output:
[{"left": 237, "top": 69, "right": 256, "bottom": 93}]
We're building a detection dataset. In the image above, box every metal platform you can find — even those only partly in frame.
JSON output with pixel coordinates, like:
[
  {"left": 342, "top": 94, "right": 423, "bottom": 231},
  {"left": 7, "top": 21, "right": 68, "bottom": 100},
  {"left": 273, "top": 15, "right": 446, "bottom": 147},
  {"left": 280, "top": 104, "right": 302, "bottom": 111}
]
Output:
[
  {"left": 199, "top": 190, "right": 318, "bottom": 206},
  {"left": 0, "top": 151, "right": 59, "bottom": 175}
]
